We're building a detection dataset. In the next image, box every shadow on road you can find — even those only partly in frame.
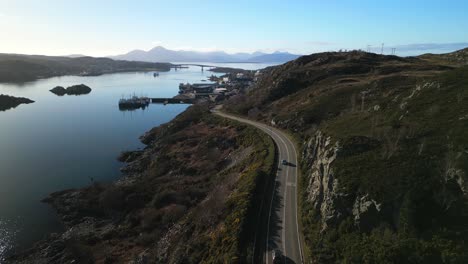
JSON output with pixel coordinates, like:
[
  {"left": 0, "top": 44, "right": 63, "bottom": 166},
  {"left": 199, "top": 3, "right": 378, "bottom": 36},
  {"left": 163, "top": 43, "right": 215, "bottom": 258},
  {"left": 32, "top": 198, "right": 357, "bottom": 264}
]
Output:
[
  {"left": 273, "top": 255, "right": 296, "bottom": 264},
  {"left": 267, "top": 179, "right": 284, "bottom": 253},
  {"left": 283, "top": 256, "right": 296, "bottom": 264}
]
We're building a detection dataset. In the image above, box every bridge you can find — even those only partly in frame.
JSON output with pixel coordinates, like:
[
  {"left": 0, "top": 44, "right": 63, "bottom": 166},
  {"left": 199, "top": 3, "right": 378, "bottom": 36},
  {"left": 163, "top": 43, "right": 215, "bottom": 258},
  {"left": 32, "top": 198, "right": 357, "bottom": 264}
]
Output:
[{"left": 172, "top": 64, "right": 216, "bottom": 71}]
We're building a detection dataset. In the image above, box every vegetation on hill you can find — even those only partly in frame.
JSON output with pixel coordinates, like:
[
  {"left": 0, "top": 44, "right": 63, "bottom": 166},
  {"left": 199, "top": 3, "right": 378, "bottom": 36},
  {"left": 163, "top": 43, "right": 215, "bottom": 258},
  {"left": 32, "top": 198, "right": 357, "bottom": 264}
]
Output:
[
  {"left": 0, "top": 54, "right": 172, "bottom": 83},
  {"left": 419, "top": 48, "right": 468, "bottom": 66},
  {"left": 8, "top": 104, "right": 275, "bottom": 264},
  {"left": 225, "top": 49, "right": 468, "bottom": 263}
]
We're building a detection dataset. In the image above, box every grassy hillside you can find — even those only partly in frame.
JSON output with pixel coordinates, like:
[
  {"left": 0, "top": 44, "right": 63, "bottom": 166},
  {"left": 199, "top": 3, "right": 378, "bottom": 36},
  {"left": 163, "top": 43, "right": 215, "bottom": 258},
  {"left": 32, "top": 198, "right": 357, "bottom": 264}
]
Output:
[
  {"left": 0, "top": 54, "right": 172, "bottom": 83},
  {"left": 419, "top": 48, "right": 468, "bottom": 66},
  {"left": 225, "top": 49, "right": 468, "bottom": 263}
]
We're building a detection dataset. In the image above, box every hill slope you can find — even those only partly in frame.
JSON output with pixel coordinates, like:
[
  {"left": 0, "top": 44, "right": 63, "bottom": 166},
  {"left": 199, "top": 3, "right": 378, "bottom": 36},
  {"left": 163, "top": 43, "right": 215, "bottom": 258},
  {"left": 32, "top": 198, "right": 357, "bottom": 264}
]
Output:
[
  {"left": 419, "top": 47, "right": 468, "bottom": 66},
  {"left": 225, "top": 49, "right": 468, "bottom": 263}
]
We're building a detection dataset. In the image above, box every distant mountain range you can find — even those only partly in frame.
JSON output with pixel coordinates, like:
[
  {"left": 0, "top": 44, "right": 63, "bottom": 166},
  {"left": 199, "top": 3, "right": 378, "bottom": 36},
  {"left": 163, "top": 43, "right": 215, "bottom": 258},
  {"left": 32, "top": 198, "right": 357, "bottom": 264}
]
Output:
[{"left": 110, "top": 46, "right": 301, "bottom": 63}]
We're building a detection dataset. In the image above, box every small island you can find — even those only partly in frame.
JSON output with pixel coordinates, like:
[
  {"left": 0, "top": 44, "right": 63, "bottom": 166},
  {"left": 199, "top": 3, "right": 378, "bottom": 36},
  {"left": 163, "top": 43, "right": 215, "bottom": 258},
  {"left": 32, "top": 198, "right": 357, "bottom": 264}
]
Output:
[
  {"left": 50, "top": 84, "right": 92, "bottom": 96},
  {"left": 0, "top": 94, "right": 34, "bottom": 111}
]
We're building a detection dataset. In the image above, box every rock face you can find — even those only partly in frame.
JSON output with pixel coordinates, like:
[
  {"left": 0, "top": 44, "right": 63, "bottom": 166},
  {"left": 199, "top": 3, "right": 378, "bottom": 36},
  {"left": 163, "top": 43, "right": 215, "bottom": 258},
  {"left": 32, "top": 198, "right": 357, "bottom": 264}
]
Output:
[
  {"left": 50, "top": 84, "right": 91, "bottom": 96},
  {"left": 0, "top": 94, "right": 34, "bottom": 111},
  {"left": 302, "top": 131, "right": 385, "bottom": 232},
  {"left": 303, "top": 131, "right": 346, "bottom": 230},
  {"left": 352, "top": 194, "right": 382, "bottom": 230}
]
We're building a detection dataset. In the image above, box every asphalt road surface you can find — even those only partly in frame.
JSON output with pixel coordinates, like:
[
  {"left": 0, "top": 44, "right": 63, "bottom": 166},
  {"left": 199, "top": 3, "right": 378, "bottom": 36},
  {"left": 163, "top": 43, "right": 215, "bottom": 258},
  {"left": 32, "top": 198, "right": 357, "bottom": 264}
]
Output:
[{"left": 215, "top": 111, "right": 303, "bottom": 264}]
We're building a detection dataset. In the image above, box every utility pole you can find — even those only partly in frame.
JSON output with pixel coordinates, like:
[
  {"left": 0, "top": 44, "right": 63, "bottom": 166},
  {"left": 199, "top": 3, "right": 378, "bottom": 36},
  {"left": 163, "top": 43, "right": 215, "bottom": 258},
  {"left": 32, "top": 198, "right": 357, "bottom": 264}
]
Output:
[
  {"left": 391, "top": 48, "right": 396, "bottom": 55},
  {"left": 367, "top": 45, "right": 371, "bottom": 53},
  {"left": 381, "top": 43, "right": 384, "bottom": 54}
]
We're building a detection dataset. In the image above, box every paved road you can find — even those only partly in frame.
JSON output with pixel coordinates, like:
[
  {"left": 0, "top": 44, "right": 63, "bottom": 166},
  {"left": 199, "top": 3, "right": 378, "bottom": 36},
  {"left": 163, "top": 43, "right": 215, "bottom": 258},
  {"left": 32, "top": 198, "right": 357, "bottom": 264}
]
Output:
[{"left": 215, "top": 112, "right": 303, "bottom": 264}]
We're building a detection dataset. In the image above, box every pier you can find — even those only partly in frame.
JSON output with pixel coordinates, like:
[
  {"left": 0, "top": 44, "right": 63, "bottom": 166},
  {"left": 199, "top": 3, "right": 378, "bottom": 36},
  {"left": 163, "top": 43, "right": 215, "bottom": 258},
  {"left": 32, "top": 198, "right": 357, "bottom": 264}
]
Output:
[{"left": 151, "top": 98, "right": 195, "bottom": 104}]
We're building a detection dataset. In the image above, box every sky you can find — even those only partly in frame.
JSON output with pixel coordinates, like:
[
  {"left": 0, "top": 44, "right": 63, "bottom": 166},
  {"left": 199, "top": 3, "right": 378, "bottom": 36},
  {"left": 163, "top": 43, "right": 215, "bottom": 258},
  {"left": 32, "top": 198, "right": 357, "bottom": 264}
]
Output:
[{"left": 0, "top": 0, "right": 467, "bottom": 57}]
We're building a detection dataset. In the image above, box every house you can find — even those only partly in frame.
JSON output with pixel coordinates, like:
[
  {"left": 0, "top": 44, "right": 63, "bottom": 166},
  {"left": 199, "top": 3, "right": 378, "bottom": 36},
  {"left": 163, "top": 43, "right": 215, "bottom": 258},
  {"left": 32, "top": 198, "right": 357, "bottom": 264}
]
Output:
[
  {"left": 214, "top": 88, "right": 228, "bottom": 94},
  {"left": 193, "top": 86, "right": 214, "bottom": 94},
  {"left": 192, "top": 83, "right": 216, "bottom": 94}
]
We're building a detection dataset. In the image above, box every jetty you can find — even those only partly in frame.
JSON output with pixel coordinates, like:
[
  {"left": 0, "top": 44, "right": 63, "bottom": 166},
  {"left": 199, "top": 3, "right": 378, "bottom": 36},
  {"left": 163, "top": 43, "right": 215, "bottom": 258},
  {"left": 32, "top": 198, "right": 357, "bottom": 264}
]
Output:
[
  {"left": 119, "top": 96, "right": 151, "bottom": 110},
  {"left": 151, "top": 98, "right": 195, "bottom": 104}
]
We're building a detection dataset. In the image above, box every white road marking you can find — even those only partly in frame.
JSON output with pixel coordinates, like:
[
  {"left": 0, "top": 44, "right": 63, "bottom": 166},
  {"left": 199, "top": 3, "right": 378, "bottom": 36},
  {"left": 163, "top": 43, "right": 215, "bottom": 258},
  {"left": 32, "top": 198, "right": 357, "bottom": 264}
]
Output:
[
  {"left": 283, "top": 134, "right": 304, "bottom": 264},
  {"left": 281, "top": 134, "right": 290, "bottom": 255}
]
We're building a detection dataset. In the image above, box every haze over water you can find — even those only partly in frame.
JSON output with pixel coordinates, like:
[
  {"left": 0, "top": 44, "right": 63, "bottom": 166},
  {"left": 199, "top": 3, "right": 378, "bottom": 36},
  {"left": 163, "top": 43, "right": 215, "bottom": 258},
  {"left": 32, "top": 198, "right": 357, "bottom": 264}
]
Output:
[{"left": 0, "top": 63, "right": 275, "bottom": 259}]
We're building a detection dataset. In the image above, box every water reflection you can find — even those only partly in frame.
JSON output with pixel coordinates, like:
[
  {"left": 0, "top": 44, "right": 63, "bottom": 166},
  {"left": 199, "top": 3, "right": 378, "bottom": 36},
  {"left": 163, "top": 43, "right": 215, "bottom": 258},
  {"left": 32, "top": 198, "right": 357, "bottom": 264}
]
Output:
[{"left": 0, "top": 218, "right": 17, "bottom": 262}]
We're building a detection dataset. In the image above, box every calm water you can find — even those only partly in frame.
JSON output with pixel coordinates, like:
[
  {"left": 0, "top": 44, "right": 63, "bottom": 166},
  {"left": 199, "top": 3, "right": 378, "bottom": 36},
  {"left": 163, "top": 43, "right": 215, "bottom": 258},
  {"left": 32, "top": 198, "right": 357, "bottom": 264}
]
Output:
[{"left": 0, "top": 63, "right": 275, "bottom": 259}]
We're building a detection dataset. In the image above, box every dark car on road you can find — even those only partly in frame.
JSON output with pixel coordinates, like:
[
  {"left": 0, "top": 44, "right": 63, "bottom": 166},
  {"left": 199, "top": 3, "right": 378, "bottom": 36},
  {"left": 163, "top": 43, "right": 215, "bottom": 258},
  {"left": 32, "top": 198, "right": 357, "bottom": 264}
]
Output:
[
  {"left": 282, "top": 159, "right": 288, "bottom": 165},
  {"left": 273, "top": 249, "right": 283, "bottom": 263}
]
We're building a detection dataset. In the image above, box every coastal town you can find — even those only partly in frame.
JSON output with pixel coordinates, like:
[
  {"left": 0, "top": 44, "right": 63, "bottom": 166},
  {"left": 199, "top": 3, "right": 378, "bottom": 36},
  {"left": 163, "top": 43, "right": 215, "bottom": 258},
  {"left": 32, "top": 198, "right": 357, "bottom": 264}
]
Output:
[
  {"left": 175, "top": 69, "right": 261, "bottom": 103},
  {"left": 117, "top": 68, "right": 262, "bottom": 110}
]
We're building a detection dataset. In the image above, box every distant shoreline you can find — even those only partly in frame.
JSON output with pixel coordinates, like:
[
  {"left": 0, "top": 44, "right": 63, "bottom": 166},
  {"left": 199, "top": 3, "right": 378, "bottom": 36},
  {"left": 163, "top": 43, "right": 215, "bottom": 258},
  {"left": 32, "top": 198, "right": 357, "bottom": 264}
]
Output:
[{"left": 0, "top": 53, "right": 173, "bottom": 83}]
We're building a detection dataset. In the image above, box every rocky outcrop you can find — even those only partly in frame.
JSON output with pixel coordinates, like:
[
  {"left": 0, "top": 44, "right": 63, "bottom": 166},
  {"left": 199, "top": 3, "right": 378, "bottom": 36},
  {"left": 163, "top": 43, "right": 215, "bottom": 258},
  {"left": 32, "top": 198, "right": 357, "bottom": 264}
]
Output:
[
  {"left": 303, "top": 131, "right": 386, "bottom": 231},
  {"left": 65, "top": 84, "right": 92, "bottom": 95},
  {"left": 0, "top": 94, "right": 34, "bottom": 111},
  {"left": 352, "top": 194, "right": 382, "bottom": 231},
  {"left": 302, "top": 131, "right": 344, "bottom": 230},
  {"left": 49, "top": 86, "right": 67, "bottom": 96},
  {"left": 444, "top": 150, "right": 467, "bottom": 195},
  {"left": 50, "top": 84, "right": 91, "bottom": 96}
]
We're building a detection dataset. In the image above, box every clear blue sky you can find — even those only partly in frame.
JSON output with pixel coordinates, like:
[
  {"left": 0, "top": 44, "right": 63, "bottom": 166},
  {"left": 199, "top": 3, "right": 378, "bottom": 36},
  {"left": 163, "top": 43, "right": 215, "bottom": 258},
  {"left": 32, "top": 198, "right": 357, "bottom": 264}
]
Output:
[{"left": 0, "top": 0, "right": 467, "bottom": 56}]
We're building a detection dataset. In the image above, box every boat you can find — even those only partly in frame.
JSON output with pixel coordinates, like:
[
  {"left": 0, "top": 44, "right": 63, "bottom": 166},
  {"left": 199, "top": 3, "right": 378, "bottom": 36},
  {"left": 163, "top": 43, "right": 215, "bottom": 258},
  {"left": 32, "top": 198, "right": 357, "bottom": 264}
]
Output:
[
  {"left": 153, "top": 72, "right": 159, "bottom": 77},
  {"left": 118, "top": 96, "right": 151, "bottom": 111}
]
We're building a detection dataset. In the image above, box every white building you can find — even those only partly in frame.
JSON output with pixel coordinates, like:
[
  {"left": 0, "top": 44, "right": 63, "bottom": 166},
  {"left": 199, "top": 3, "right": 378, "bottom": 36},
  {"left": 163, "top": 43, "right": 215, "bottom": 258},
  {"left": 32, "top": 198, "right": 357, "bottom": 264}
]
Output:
[{"left": 214, "top": 88, "right": 228, "bottom": 94}]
